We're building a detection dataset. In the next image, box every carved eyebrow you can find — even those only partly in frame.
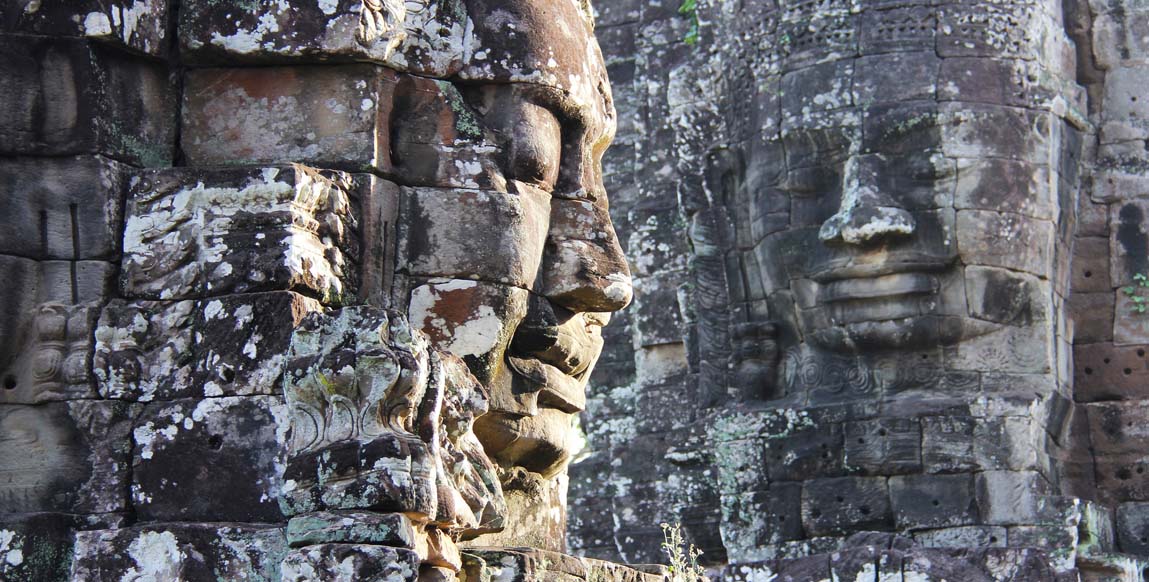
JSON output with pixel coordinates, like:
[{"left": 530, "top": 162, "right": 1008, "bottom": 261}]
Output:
[{"left": 521, "top": 84, "right": 591, "bottom": 134}]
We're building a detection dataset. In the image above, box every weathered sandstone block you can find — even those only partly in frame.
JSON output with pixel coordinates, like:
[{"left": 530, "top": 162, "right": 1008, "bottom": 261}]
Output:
[
  {"left": 95, "top": 293, "right": 323, "bottom": 401},
  {"left": 396, "top": 187, "right": 550, "bottom": 289},
  {"left": 0, "top": 156, "right": 127, "bottom": 261},
  {"left": 72, "top": 523, "right": 288, "bottom": 581},
  {"left": 0, "top": 35, "right": 175, "bottom": 165},
  {"left": 0, "top": 401, "right": 139, "bottom": 515},
  {"left": 280, "top": 543, "right": 420, "bottom": 582},
  {"left": 129, "top": 396, "right": 287, "bottom": 522},
  {"left": 121, "top": 165, "right": 359, "bottom": 302},
  {"left": 0, "top": 0, "right": 170, "bottom": 56},
  {"left": 181, "top": 66, "right": 393, "bottom": 171},
  {"left": 179, "top": 0, "right": 465, "bottom": 75}
]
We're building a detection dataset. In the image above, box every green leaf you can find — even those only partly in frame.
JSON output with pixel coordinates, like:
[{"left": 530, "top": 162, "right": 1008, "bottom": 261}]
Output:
[
  {"left": 678, "top": 0, "right": 696, "bottom": 14},
  {"left": 1125, "top": 286, "right": 1137, "bottom": 294}
]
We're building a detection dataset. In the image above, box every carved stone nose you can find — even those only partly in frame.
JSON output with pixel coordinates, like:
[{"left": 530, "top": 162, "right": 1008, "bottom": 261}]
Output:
[
  {"left": 819, "top": 201, "right": 915, "bottom": 244},
  {"left": 819, "top": 156, "right": 915, "bottom": 245}
]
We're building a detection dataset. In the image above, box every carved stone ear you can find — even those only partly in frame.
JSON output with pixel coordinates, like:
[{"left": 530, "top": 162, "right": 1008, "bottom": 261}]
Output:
[{"left": 703, "top": 146, "right": 745, "bottom": 207}]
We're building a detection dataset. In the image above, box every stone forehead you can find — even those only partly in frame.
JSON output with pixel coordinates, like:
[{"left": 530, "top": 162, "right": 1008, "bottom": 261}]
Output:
[{"left": 462, "top": 0, "right": 613, "bottom": 122}]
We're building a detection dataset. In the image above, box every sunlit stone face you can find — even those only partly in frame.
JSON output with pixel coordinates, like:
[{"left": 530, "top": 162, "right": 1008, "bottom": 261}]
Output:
[
  {"left": 751, "top": 100, "right": 1069, "bottom": 357},
  {"left": 399, "top": 0, "right": 631, "bottom": 478},
  {"left": 726, "top": 72, "right": 1075, "bottom": 394}
]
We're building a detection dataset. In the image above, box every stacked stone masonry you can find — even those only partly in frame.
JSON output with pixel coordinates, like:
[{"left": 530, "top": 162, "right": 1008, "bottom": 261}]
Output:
[
  {"left": 568, "top": 0, "right": 1149, "bottom": 578},
  {"left": 0, "top": 0, "right": 652, "bottom": 580},
  {"left": 1, "top": 0, "right": 1149, "bottom": 580}
]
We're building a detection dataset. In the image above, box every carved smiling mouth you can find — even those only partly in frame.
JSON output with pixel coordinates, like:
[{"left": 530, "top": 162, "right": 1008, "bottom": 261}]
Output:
[
  {"left": 506, "top": 356, "right": 590, "bottom": 413},
  {"left": 817, "top": 272, "right": 939, "bottom": 325},
  {"left": 504, "top": 311, "right": 603, "bottom": 415},
  {"left": 809, "top": 254, "right": 952, "bottom": 283},
  {"left": 819, "top": 272, "right": 938, "bottom": 303},
  {"left": 806, "top": 253, "right": 953, "bottom": 328}
]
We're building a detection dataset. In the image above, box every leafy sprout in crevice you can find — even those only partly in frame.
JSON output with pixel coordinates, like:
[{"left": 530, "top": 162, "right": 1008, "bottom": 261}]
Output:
[
  {"left": 1124, "top": 272, "right": 1149, "bottom": 314},
  {"left": 678, "top": 0, "right": 700, "bottom": 45},
  {"left": 660, "top": 522, "right": 708, "bottom": 582}
]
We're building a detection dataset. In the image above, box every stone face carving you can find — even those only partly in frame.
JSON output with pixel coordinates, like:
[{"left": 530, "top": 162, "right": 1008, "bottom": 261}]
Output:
[
  {"left": 0, "top": 0, "right": 667, "bottom": 578},
  {"left": 565, "top": 0, "right": 1149, "bottom": 572},
  {"left": 695, "top": 0, "right": 1090, "bottom": 562}
]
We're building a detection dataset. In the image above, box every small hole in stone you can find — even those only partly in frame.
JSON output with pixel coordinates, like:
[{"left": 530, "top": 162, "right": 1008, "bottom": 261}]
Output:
[
  {"left": 932, "top": 499, "right": 940, "bottom": 506},
  {"left": 860, "top": 506, "right": 871, "bottom": 515},
  {"left": 1105, "top": 358, "right": 1112, "bottom": 364},
  {"left": 1139, "top": 467, "right": 1146, "bottom": 475},
  {"left": 812, "top": 510, "right": 822, "bottom": 518},
  {"left": 221, "top": 367, "right": 236, "bottom": 384},
  {"left": 1085, "top": 367, "right": 1094, "bottom": 375},
  {"left": 921, "top": 354, "right": 928, "bottom": 360},
  {"left": 1118, "top": 467, "right": 1133, "bottom": 480},
  {"left": 208, "top": 435, "right": 224, "bottom": 450},
  {"left": 1140, "top": 349, "right": 1146, "bottom": 358},
  {"left": 1141, "top": 536, "right": 1148, "bottom": 544},
  {"left": 1084, "top": 270, "right": 1092, "bottom": 278},
  {"left": 878, "top": 429, "right": 888, "bottom": 437},
  {"left": 822, "top": 451, "right": 831, "bottom": 459},
  {"left": 990, "top": 536, "right": 999, "bottom": 543},
  {"left": 836, "top": 496, "right": 845, "bottom": 503},
  {"left": 1125, "top": 368, "right": 1133, "bottom": 376},
  {"left": 778, "top": 515, "right": 786, "bottom": 522},
  {"left": 2, "top": 375, "right": 15, "bottom": 390},
  {"left": 858, "top": 438, "right": 865, "bottom": 444}
]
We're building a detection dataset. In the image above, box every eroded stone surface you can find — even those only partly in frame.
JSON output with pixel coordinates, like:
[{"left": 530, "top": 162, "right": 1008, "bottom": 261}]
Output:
[
  {"left": 0, "top": 0, "right": 169, "bottom": 55},
  {"left": 0, "top": 35, "right": 175, "bottom": 165},
  {"left": 179, "top": 0, "right": 465, "bottom": 74},
  {"left": 129, "top": 396, "right": 288, "bottom": 522},
  {"left": 72, "top": 523, "right": 288, "bottom": 581},
  {"left": 0, "top": 400, "right": 138, "bottom": 515},
  {"left": 280, "top": 307, "right": 505, "bottom": 542},
  {"left": 94, "top": 293, "right": 323, "bottom": 401},
  {"left": 121, "top": 165, "right": 359, "bottom": 302}
]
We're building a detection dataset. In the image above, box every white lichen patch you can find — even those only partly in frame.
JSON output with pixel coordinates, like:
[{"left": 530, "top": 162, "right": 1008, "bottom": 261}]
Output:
[
  {"left": 410, "top": 281, "right": 506, "bottom": 358},
  {"left": 0, "top": 530, "right": 23, "bottom": 567},
  {"left": 82, "top": 12, "right": 113, "bottom": 36},
  {"left": 123, "top": 530, "right": 183, "bottom": 580}
]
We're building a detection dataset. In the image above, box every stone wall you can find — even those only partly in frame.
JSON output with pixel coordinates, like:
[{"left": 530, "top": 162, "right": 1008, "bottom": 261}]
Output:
[
  {"left": 570, "top": 0, "right": 1149, "bottom": 578},
  {"left": 0, "top": 1, "right": 654, "bottom": 580}
]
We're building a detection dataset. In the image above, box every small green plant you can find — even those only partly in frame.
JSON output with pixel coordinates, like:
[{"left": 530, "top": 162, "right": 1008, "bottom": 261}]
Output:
[
  {"left": 660, "top": 523, "right": 708, "bottom": 582},
  {"left": 1124, "top": 273, "right": 1149, "bottom": 314},
  {"left": 678, "top": 0, "right": 700, "bottom": 45}
]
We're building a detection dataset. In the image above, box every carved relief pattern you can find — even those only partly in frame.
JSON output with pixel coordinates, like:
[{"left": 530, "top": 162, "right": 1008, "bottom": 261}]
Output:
[{"left": 282, "top": 307, "right": 505, "bottom": 534}]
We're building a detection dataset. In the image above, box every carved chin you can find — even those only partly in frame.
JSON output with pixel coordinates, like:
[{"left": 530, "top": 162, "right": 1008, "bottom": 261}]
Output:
[
  {"left": 472, "top": 408, "right": 575, "bottom": 478},
  {"left": 810, "top": 316, "right": 942, "bottom": 352}
]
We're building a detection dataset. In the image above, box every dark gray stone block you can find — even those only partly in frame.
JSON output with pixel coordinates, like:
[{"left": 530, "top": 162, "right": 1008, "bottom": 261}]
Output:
[
  {"left": 130, "top": 396, "right": 286, "bottom": 522},
  {"left": 0, "top": 35, "right": 175, "bottom": 165}
]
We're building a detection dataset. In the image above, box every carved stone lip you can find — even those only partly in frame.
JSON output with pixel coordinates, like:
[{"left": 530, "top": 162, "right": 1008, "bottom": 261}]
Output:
[
  {"left": 506, "top": 356, "right": 587, "bottom": 414},
  {"left": 819, "top": 272, "right": 938, "bottom": 303},
  {"left": 809, "top": 255, "right": 953, "bottom": 283}
]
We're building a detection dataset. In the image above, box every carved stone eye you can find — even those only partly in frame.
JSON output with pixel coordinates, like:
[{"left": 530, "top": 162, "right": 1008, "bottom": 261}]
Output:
[
  {"left": 509, "top": 102, "right": 562, "bottom": 189},
  {"left": 783, "top": 166, "right": 840, "bottom": 197}
]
